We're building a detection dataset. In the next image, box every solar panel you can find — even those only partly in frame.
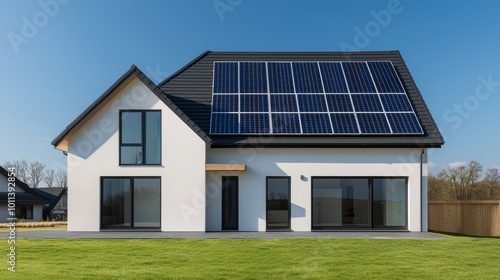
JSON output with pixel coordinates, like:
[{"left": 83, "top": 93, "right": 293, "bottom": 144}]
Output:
[
  {"left": 297, "top": 94, "right": 328, "bottom": 112},
  {"left": 268, "top": 62, "right": 294, "bottom": 93},
  {"left": 380, "top": 94, "right": 413, "bottom": 112},
  {"left": 351, "top": 94, "right": 383, "bottom": 112},
  {"left": 210, "top": 113, "right": 238, "bottom": 134},
  {"left": 270, "top": 94, "right": 298, "bottom": 112},
  {"left": 292, "top": 62, "right": 323, "bottom": 93},
  {"left": 319, "top": 62, "right": 348, "bottom": 93},
  {"left": 368, "top": 61, "right": 405, "bottom": 93},
  {"left": 240, "top": 113, "right": 270, "bottom": 134},
  {"left": 330, "top": 113, "right": 359, "bottom": 134},
  {"left": 210, "top": 61, "right": 423, "bottom": 135},
  {"left": 240, "top": 62, "right": 267, "bottom": 93},
  {"left": 212, "top": 95, "right": 238, "bottom": 112},
  {"left": 300, "top": 113, "right": 332, "bottom": 134},
  {"left": 213, "top": 62, "right": 238, "bottom": 93},
  {"left": 357, "top": 113, "right": 391, "bottom": 134},
  {"left": 342, "top": 62, "right": 376, "bottom": 93},
  {"left": 240, "top": 94, "right": 268, "bottom": 112},
  {"left": 326, "top": 94, "right": 353, "bottom": 112},
  {"left": 271, "top": 113, "right": 301, "bottom": 134},
  {"left": 386, "top": 113, "right": 423, "bottom": 134}
]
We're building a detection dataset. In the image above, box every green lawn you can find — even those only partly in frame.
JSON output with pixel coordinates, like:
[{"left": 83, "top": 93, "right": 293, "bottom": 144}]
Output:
[
  {"left": 0, "top": 225, "right": 67, "bottom": 232},
  {"left": 5, "top": 235, "right": 500, "bottom": 279}
]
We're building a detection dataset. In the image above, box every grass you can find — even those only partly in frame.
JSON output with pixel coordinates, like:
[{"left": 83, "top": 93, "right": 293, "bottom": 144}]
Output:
[
  {"left": 4, "top": 235, "right": 499, "bottom": 279},
  {"left": 0, "top": 222, "right": 67, "bottom": 232}
]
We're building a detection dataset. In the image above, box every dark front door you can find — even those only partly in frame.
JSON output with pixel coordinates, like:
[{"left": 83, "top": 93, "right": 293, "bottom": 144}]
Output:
[{"left": 222, "top": 176, "right": 238, "bottom": 230}]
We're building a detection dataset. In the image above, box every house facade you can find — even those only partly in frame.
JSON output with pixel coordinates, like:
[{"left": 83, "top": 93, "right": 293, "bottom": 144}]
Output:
[
  {"left": 52, "top": 51, "right": 444, "bottom": 232},
  {"left": 0, "top": 166, "right": 49, "bottom": 222}
]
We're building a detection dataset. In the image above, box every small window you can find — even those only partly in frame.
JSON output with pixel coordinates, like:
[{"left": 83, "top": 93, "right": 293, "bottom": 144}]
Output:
[
  {"left": 16, "top": 205, "right": 33, "bottom": 220},
  {"left": 120, "top": 111, "right": 161, "bottom": 165}
]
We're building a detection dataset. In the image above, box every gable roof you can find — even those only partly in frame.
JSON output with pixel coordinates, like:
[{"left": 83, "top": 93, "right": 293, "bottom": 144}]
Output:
[
  {"left": 51, "top": 65, "right": 211, "bottom": 151},
  {"left": 0, "top": 166, "right": 50, "bottom": 204},
  {"left": 53, "top": 51, "right": 444, "bottom": 150},
  {"left": 160, "top": 51, "right": 444, "bottom": 148}
]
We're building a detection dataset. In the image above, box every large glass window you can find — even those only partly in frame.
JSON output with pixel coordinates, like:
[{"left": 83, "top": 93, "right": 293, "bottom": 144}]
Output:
[
  {"left": 101, "top": 177, "right": 160, "bottom": 229},
  {"left": 266, "top": 177, "right": 291, "bottom": 230},
  {"left": 312, "top": 177, "right": 407, "bottom": 230},
  {"left": 373, "top": 178, "right": 407, "bottom": 227},
  {"left": 312, "top": 178, "right": 369, "bottom": 228},
  {"left": 120, "top": 111, "right": 161, "bottom": 165}
]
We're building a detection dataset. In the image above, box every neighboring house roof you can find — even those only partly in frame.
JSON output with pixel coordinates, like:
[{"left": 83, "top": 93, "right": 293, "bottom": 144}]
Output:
[
  {"left": 52, "top": 51, "right": 444, "bottom": 150},
  {"left": 0, "top": 166, "right": 51, "bottom": 204},
  {"left": 35, "top": 187, "right": 67, "bottom": 219},
  {"left": 35, "top": 187, "right": 66, "bottom": 199},
  {"left": 32, "top": 188, "right": 59, "bottom": 204}
]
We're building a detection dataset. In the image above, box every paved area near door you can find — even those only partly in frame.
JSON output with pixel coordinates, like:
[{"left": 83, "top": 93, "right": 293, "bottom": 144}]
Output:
[{"left": 18, "top": 230, "right": 446, "bottom": 239}]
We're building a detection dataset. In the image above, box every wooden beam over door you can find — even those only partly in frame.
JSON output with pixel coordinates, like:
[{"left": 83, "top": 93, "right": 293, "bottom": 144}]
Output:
[{"left": 205, "top": 164, "right": 246, "bottom": 171}]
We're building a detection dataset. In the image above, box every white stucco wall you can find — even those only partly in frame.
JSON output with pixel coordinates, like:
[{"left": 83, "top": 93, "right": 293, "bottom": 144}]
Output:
[
  {"left": 206, "top": 148, "right": 427, "bottom": 232},
  {"left": 66, "top": 77, "right": 206, "bottom": 231}
]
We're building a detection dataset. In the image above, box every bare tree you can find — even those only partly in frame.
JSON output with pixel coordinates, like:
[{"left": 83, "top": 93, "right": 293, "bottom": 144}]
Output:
[
  {"left": 428, "top": 173, "right": 449, "bottom": 201},
  {"left": 44, "top": 168, "right": 56, "bottom": 188},
  {"left": 438, "top": 160, "right": 483, "bottom": 200},
  {"left": 55, "top": 168, "right": 68, "bottom": 188},
  {"left": 28, "top": 161, "right": 46, "bottom": 188},
  {"left": 483, "top": 168, "right": 500, "bottom": 199},
  {"left": 3, "top": 160, "right": 29, "bottom": 182}
]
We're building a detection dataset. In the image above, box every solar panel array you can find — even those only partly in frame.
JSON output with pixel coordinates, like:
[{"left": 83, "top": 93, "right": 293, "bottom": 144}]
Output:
[{"left": 210, "top": 61, "right": 423, "bottom": 135}]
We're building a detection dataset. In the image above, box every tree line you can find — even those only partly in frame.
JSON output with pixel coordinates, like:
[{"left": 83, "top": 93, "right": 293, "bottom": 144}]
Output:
[
  {"left": 428, "top": 160, "right": 500, "bottom": 201},
  {"left": 3, "top": 160, "right": 67, "bottom": 188}
]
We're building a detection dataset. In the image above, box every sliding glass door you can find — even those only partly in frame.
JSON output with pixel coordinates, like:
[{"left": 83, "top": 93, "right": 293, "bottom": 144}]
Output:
[
  {"left": 312, "top": 178, "right": 369, "bottom": 228},
  {"left": 101, "top": 177, "right": 161, "bottom": 229},
  {"left": 312, "top": 177, "right": 407, "bottom": 230},
  {"left": 372, "top": 178, "right": 407, "bottom": 228}
]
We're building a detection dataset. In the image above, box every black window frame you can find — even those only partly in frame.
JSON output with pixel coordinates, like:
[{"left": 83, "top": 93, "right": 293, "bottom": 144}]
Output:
[
  {"left": 100, "top": 176, "right": 161, "bottom": 230},
  {"left": 311, "top": 176, "right": 408, "bottom": 231},
  {"left": 266, "top": 176, "right": 291, "bottom": 231},
  {"left": 119, "top": 110, "right": 162, "bottom": 166}
]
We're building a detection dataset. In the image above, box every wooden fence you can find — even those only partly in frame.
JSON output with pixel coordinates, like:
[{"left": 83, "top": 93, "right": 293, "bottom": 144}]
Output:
[{"left": 428, "top": 201, "right": 500, "bottom": 237}]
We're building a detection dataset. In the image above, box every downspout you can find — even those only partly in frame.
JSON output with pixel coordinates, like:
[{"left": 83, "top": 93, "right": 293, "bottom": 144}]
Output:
[{"left": 420, "top": 148, "right": 425, "bottom": 232}]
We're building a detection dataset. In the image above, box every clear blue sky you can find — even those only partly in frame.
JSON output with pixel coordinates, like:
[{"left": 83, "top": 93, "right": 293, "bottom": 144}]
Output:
[{"left": 1, "top": 0, "right": 499, "bottom": 174}]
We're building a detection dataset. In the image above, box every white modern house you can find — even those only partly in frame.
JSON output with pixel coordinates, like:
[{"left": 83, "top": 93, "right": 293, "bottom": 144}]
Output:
[{"left": 52, "top": 51, "right": 444, "bottom": 232}]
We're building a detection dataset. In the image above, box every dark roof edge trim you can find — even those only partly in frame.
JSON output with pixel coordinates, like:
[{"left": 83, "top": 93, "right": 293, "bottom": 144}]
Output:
[{"left": 0, "top": 166, "right": 38, "bottom": 195}]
